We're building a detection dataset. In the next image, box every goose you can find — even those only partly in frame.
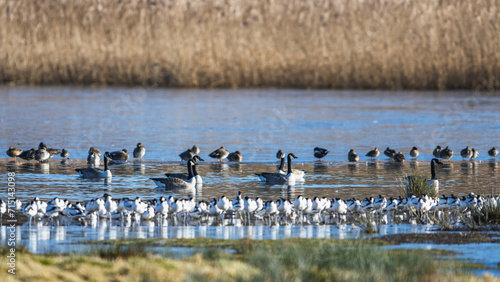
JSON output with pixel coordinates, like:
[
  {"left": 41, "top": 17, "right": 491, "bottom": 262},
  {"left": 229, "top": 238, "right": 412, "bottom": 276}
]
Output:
[
  {"left": 179, "top": 148, "right": 195, "bottom": 161},
  {"left": 227, "top": 151, "right": 243, "bottom": 162},
  {"left": 488, "top": 147, "right": 498, "bottom": 157},
  {"left": 471, "top": 148, "right": 479, "bottom": 160},
  {"left": 384, "top": 147, "right": 396, "bottom": 159},
  {"left": 276, "top": 149, "right": 285, "bottom": 160},
  {"left": 133, "top": 143, "right": 146, "bottom": 159},
  {"left": 313, "top": 147, "right": 329, "bottom": 161},
  {"left": 439, "top": 146, "right": 453, "bottom": 160},
  {"left": 106, "top": 149, "right": 129, "bottom": 162},
  {"left": 410, "top": 147, "right": 419, "bottom": 158},
  {"left": 75, "top": 156, "right": 112, "bottom": 178},
  {"left": 428, "top": 158, "right": 444, "bottom": 195},
  {"left": 256, "top": 153, "right": 297, "bottom": 184},
  {"left": 433, "top": 146, "right": 442, "bottom": 158},
  {"left": 394, "top": 152, "right": 406, "bottom": 163},
  {"left": 365, "top": 147, "right": 379, "bottom": 159},
  {"left": 6, "top": 147, "right": 23, "bottom": 161},
  {"left": 276, "top": 154, "right": 306, "bottom": 180},
  {"left": 151, "top": 159, "right": 196, "bottom": 189},
  {"left": 19, "top": 148, "right": 36, "bottom": 162},
  {"left": 163, "top": 156, "right": 204, "bottom": 184},
  {"left": 209, "top": 146, "right": 229, "bottom": 162},
  {"left": 348, "top": 149, "right": 359, "bottom": 162},
  {"left": 460, "top": 146, "right": 472, "bottom": 160}
]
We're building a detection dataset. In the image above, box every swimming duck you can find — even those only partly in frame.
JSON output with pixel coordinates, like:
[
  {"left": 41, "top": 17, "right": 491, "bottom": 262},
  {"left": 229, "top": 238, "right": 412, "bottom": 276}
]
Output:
[
  {"left": 488, "top": 147, "right": 498, "bottom": 157},
  {"left": 276, "top": 149, "right": 285, "bottom": 160},
  {"left": 348, "top": 149, "right": 359, "bottom": 162},
  {"left": 313, "top": 147, "right": 329, "bottom": 161},
  {"left": 6, "top": 147, "right": 23, "bottom": 161},
  {"left": 209, "top": 146, "right": 229, "bottom": 162},
  {"left": 433, "top": 146, "right": 442, "bottom": 158},
  {"left": 384, "top": 147, "right": 396, "bottom": 159},
  {"left": 460, "top": 146, "right": 472, "bottom": 160},
  {"left": 227, "top": 151, "right": 243, "bottom": 162},
  {"left": 133, "top": 143, "right": 146, "bottom": 159},
  {"left": 256, "top": 153, "right": 297, "bottom": 184},
  {"left": 105, "top": 149, "right": 129, "bottom": 162},
  {"left": 394, "top": 152, "right": 406, "bottom": 163},
  {"left": 75, "top": 156, "right": 112, "bottom": 178},
  {"left": 410, "top": 147, "right": 419, "bottom": 158},
  {"left": 439, "top": 146, "right": 453, "bottom": 160},
  {"left": 365, "top": 147, "right": 380, "bottom": 159},
  {"left": 151, "top": 159, "right": 196, "bottom": 189}
]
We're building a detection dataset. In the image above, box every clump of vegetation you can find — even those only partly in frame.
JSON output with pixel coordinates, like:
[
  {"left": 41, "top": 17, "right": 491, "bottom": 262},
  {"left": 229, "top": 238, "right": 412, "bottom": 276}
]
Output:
[
  {"left": 460, "top": 201, "right": 500, "bottom": 230},
  {"left": 399, "top": 169, "right": 437, "bottom": 198}
]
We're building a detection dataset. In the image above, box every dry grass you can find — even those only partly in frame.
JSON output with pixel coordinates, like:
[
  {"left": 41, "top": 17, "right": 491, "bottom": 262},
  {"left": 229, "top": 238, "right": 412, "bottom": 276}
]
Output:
[{"left": 1, "top": 0, "right": 499, "bottom": 89}]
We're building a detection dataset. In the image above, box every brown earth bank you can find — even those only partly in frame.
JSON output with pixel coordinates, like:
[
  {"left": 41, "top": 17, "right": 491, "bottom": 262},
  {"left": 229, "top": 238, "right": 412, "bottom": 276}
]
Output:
[{"left": 377, "top": 232, "right": 500, "bottom": 245}]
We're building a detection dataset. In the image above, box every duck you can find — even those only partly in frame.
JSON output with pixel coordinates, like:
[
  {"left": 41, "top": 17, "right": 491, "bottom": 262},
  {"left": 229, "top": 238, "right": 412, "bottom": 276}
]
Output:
[
  {"left": 460, "top": 146, "right": 472, "bottom": 160},
  {"left": 471, "top": 148, "right": 479, "bottom": 160},
  {"left": 384, "top": 147, "right": 396, "bottom": 159},
  {"left": 163, "top": 156, "right": 204, "bottom": 184},
  {"left": 38, "top": 142, "right": 61, "bottom": 159},
  {"left": 87, "top": 147, "right": 102, "bottom": 165},
  {"left": 488, "top": 147, "right": 498, "bottom": 157},
  {"left": 433, "top": 146, "right": 442, "bottom": 158},
  {"left": 209, "top": 146, "right": 229, "bottom": 162},
  {"left": 276, "top": 154, "right": 306, "bottom": 180},
  {"left": 227, "top": 151, "right": 243, "bottom": 162},
  {"left": 313, "top": 147, "right": 329, "bottom": 161},
  {"left": 276, "top": 149, "right": 285, "bottom": 160},
  {"left": 6, "top": 147, "right": 23, "bottom": 161},
  {"left": 439, "top": 146, "right": 453, "bottom": 160},
  {"left": 75, "top": 156, "right": 112, "bottom": 178},
  {"left": 394, "top": 152, "right": 406, "bottom": 163},
  {"left": 34, "top": 148, "right": 50, "bottom": 163},
  {"left": 19, "top": 148, "right": 36, "bottom": 162},
  {"left": 256, "top": 153, "right": 297, "bottom": 184},
  {"left": 347, "top": 149, "right": 359, "bottom": 162},
  {"left": 410, "top": 147, "right": 419, "bottom": 158},
  {"left": 60, "top": 149, "right": 69, "bottom": 158},
  {"left": 179, "top": 148, "right": 195, "bottom": 161},
  {"left": 151, "top": 159, "right": 196, "bottom": 189},
  {"left": 191, "top": 145, "right": 200, "bottom": 155},
  {"left": 428, "top": 158, "right": 444, "bottom": 195},
  {"left": 133, "top": 143, "right": 146, "bottom": 159},
  {"left": 365, "top": 147, "right": 379, "bottom": 159},
  {"left": 105, "top": 149, "right": 129, "bottom": 162}
]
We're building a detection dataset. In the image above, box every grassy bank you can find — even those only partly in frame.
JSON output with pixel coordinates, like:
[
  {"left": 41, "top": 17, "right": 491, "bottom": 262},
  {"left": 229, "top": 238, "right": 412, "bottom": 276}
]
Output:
[
  {"left": 1, "top": 239, "right": 496, "bottom": 281},
  {"left": 1, "top": 0, "right": 499, "bottom": 89}
]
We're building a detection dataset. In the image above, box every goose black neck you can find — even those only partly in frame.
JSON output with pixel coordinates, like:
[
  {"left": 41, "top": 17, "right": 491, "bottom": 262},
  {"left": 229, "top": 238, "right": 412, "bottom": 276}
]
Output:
[
  {"left": 287, "top": 155, "right": 293, "bottom": 175},
  {"left": 278, "top": 157, "right": 285, "bottom": 171},
  {"left": 431, "top": 160, "right": 437, "bottom": 180},
  {"left": 104, "top": 156, "right": 108, "bottom": 171},
  {"left": 192, "top": 163, "right": 198, "bottom": 176},
  {"left": 187, "top": 160, "right": 194, "bottom": 179}
]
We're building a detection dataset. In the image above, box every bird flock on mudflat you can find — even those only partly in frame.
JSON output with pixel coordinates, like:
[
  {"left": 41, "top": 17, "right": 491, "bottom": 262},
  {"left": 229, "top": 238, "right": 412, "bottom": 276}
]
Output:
[{"left": 3, "top": 191, "right": 499, "bottom": 228}]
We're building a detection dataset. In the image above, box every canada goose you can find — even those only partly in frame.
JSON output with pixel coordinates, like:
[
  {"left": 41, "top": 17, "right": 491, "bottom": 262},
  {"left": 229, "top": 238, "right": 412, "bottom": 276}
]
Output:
[
  {"left": 383, "top": 147, "right": 396, "bottom": 159},
  {"left": 256, "top": 153, "right": 297, "bottom": 184},
  {"left": 163, "top": 156, "right": 204, "bottom": 184},
  {"left": 133, "top": 143, "right": 146, "bottom": 159},
  {"left": 179, "top": 148, "right": 195, "bottom": 161},
  {"left": 410, "top": 147, "right": 419, "bottom": 158},
  {"left": 105, "top": 149, "right": 129, "bottom": 161},
  {"left": 191, "top": 145, "right": 200, "bottom": 155},
  {"left": 348, "top": 149, "right": 359, "bottom": 162},
  {"left": 365, "top": 147, "right": 380, "bottom": 159},
  {"left": 276, "top": 149, "right": 285, "bottom": 160},
  {"left": 227, "top": 151, "right": 243, "bottom": 162},
  {"left": 471, "top": 148, "right": 479, "bottom": 160},
  {"left": 277, "top": 154, "right": 306, "bottom": 180},
  {"left": 313, "top": 147, "right": 329, "bottom": 161},
  {"left": 428, "top": 158, "right": 444, "bottom": 195},
  {"left": 439, "top": 146, "right": 453, "bottom": 160},
  {"left": 488, "top": 147, "right": 498, "bottom": 157},
  {"left": 75, "top": 156, "right": 112, "bottom": 178},
  {"left": 433, "top": 146, "right": 442, "bottom": 158},
  {"left": 151, "top": 159, "right": 196, "bottom": 189},
  {"left": 19, "top": 148, "right": 35, "bottom": 162},
  {"left": 60, "top": 149, "right": 69, "bottom": 158},
  {"left": 460, "top": 146, "right": 472, "bottom": 160},
  {"left": 209, "top": 146, "right": 229, "bottom": 162},
  {"left": 6, "top": 147, "right": 23, "bottom": 161},
  {"left": 394, "top": 152, "right": 406, "bottom": 163}
]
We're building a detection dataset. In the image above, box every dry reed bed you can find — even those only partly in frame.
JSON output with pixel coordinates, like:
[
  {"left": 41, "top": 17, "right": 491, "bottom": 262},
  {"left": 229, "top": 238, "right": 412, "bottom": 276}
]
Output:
[{"left": 0, "top": 0, "right": 499, "bottom": 89}]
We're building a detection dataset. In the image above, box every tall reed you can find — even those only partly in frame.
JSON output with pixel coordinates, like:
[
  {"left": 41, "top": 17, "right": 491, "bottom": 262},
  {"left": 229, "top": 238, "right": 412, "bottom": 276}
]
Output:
[{"left": 1, "top": 0, "right": 499, "bottom": 89}]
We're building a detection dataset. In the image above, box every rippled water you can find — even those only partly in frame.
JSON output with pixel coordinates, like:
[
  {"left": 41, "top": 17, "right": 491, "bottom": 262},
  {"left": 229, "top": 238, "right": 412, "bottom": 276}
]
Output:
[{"left": 1, "top": 87, "right": 500, "bottom": 272}]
